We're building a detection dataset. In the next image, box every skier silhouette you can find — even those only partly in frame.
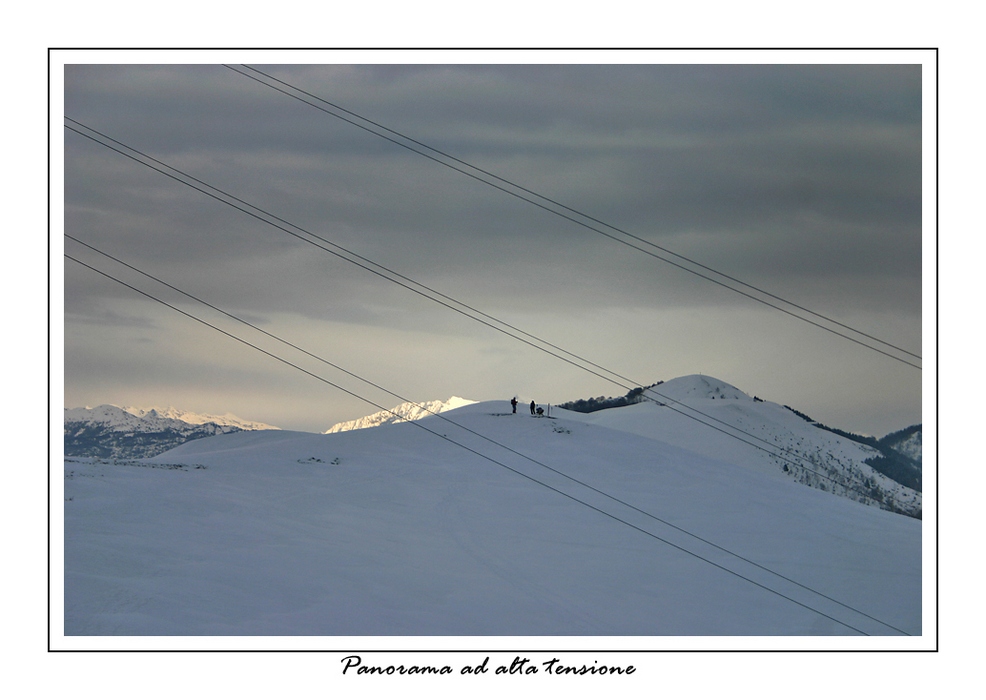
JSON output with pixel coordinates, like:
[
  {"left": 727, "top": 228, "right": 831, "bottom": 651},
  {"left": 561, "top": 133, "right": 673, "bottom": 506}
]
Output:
[
  {"left": 511, "top": 397, "right": 518, "bottom": 413},
  {"left": 530, "top": 400, "right": 536, "bottom": 415}
]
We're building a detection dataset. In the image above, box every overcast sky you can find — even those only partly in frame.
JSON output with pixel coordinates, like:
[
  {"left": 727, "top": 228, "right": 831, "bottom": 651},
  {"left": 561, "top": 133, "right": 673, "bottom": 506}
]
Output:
[{"left": 60, "top": 54, "right": 927, "bottom": 435}]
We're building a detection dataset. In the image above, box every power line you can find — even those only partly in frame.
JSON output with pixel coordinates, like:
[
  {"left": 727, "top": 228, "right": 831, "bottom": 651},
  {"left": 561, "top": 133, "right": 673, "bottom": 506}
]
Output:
[
  {"left": 65, "top": 248, "right": 905, "bottom": 636},
  {"left": 63, "top": 117, "right": 637, "bottom": 390},
  {"left": 63, "top": 119, "right": 908, "bottom": 511},
  {"left": 226, "top": 63, "right": 921, "bottom": 370},
  {"left": 66, "top": 233, "right": 911, "bottom": 636}
]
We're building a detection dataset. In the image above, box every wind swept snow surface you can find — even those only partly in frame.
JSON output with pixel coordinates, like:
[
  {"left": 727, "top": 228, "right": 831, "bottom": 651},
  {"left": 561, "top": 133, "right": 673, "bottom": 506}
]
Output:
[{"left": 63, "top": 400, "right": 920, "bottom": 637}]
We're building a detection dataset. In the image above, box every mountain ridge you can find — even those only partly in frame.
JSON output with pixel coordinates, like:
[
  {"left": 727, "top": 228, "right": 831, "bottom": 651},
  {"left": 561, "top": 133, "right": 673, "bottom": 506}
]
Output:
[
  {"left": 63, "top": 376, "right": 921, "bottom": 516},
  {"left": 63, "top": 404, "right": 279, "bottom": 459},
  {"left": 65, "top": 404, "right": 280, "bottom": 432}
]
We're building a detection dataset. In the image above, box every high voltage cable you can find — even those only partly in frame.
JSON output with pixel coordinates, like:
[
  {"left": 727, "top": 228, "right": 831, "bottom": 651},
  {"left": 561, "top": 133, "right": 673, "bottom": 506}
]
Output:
[
  {"left": 63, "top": 120, "right": 892, "bottom": 506},
  {"left": 63, "top": 119, "right": 907, "bottom": 509},
  {"left": 66, "top": 233, "right": 911, "bottom": 636},
  {"left": 63, "top": 117, "right": 637, "bottom": 390},
  {"left": 241, "top": 61, "right": 921, "bottom": 362},
  {"left": 232, "top": 61, "right": 922, "bottom": 367},
  {"left": 65, "top": 250, "right": 896, "bottom": 635},
  {"left": 226, "top": 63, "right": 922, "bottom": 370}
]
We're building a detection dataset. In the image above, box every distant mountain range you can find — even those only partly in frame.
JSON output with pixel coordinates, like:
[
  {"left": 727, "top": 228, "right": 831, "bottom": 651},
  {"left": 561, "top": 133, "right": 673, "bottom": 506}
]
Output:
[
  {"left": 63, "top": 405, "right": 280, "bottom": 459},
  {"left": 63, "top": 377, "right": 921, "bottom": 518}
]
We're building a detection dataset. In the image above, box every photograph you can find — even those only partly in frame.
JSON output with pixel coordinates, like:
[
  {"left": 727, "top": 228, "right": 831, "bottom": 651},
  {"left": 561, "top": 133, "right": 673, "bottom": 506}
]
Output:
[{"left": 56, "top": 50, "right": 930, "bottom": 651}]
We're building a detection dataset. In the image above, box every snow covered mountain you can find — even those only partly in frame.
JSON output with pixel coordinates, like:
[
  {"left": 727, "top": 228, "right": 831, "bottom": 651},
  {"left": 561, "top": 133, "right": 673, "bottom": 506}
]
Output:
[
  {"left": 324, "top": 396, "right": 477, "bottom": 433},
  {"left": 62, "top": 388, "right": 923, "bottom": 639},
  {"left": 579, "top": 375, "right": 921, "bottom": 518},
  {"left": 115, "top": 405, "right": 279, "bottom": 432},
  {"left": 64, "top": 404, "right": 280, "bottom": 459},
  {"left": 325, "top": 377, "right": 921, "bottom": 518}
]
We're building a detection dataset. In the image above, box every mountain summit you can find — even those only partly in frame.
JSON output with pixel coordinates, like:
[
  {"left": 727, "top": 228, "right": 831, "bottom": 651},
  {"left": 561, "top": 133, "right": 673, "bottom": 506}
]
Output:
[{"left": 651, "top": 374, "right": 752, "bottom": 402}]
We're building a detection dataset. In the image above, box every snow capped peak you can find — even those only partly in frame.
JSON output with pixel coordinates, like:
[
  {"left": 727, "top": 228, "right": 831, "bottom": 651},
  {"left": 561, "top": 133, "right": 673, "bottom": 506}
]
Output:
[
  {"left": 122, "top": 406, "right": 183, "bottom": 421},
  {"left": 648, "top": 374, "right": 752, "bottom": 403},
  {"left": 65, "top": 404, "right": 281, "bottom": 460},
  {"left": 325, "top": 397, "right": 478, "bottom": 433},
  {"left": 120, "top": 405, "right": 279, "bottom": 431},
  {"left": 64, "top": 404, "right": 280, "bottom": 431},
  {"left": 64, "top": 404, "right": 133, "bottom": 425}
]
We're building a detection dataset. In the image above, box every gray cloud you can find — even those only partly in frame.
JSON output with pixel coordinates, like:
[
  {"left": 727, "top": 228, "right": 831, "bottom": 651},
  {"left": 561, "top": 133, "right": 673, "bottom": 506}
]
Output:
[{"left": 62, "top": 59, "right": 924, "bottom": 435}]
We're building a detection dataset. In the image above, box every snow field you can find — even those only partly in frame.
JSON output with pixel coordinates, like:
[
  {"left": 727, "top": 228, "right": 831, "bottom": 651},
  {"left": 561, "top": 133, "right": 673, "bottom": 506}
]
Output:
[{"left": 64, "top": 398, "right": 920, "bottom": 637}]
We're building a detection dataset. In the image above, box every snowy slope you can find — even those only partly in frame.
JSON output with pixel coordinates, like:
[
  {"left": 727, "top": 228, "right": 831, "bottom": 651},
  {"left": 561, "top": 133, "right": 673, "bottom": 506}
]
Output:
[
  {"left": 324, "top": 396, "right": 477, "bottom": 433},
  {"left": 573, "top": 375, "right": 921, "bottom": 518},
  {"left": 63, "top": 398, "right": 921, "bottom": 638}
]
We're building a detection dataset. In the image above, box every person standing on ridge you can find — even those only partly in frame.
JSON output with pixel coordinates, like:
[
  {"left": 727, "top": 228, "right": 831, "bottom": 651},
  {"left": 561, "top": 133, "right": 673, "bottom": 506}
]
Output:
[
  {"left": 511, "top": 397, "right": 518, "bottom": 413},
  {"left": 530, "top": 400, "right": 536, "bottom": 415}
]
